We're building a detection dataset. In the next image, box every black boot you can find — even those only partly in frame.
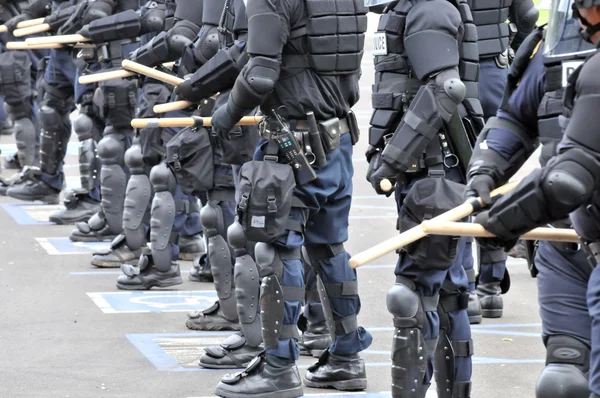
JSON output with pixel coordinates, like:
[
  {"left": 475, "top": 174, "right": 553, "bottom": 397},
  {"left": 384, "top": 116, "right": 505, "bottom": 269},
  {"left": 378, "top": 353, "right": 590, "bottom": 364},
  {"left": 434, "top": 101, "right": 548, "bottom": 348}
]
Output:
[
  {"left": 179, "top": 233, "right": 205, "bottom": 261},
  {"left": 189, "top": 254, "right": 213, "bottom": 282},
  {"left": 467, "top": 291, "right": 483, "bottom": 324},
  {"left": 49, "top": 189, "right": 101, "bottom": 225},
  {"left": 116, "top": 249, "right": 183, "bottom": 290},
  {"left": 215, "top": 352, "right": 303, "bottom": 398},
  {"left": 69, "top": 211, "right": 118, "bottom": 242},
  {"left": 6, "top": 168, "right": 60, "bottom": 204},
  {"left": 477, "top": 281, "right": 503, "bottom": 318},
  {"left": 508, "top": 240, "right": 527, "bottom": 259},
  {"left": 303, "top": 349, "right": 367, "bottom": 391},
  {"left": 186, "top": 301, "right": 241, "bottom": 331},
  {"left": 199, "top": 333, "right": 264, "bottom": 369},
  {"left": 299, "top": 322, "right": 331, "bottom": 358},
  {"left": 91, "top": 234, "right": 142, "bottom": 268}
]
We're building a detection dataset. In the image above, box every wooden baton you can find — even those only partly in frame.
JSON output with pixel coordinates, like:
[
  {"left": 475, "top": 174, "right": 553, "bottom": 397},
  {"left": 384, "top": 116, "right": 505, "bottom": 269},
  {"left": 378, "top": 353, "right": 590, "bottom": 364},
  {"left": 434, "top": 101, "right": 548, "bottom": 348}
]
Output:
[
  {"left": 348, "top": 180, "right": 520, "bottom": 268},
  {"left": 6, "top": 41, "right": 64, "bottom": 50},
  {"left": 131, "top": 115, "right": 262, "bottom": 129},
  {"left": 13, "top": 23, "right": 50, "bottom": 37},
  {"left": 25, "top": 34, "right": 91, "bottom": 45},
  {"left": 78, "top": 70, "right": 135, "bottom": 84},
  {"left": 16, "top": 18, "right": 46, "bottom": 29},
  {"left": 420, "top": 221, "right": 580, "bottom": 243},
  {"left": 121, "top": 60, "right": 183, "bottom": 86},
  {"left": 152, "top": 101, "right": 194, "bottom": 114}
]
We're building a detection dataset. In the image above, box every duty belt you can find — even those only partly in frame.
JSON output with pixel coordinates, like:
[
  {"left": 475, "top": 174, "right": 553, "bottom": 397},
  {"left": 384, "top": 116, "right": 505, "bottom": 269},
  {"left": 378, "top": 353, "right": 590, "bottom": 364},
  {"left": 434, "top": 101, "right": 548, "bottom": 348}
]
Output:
[
  {"left": 294, "top": 118, "right": 349, "bottom": 135},
  {"left": 547, "top": 219, "right": 580, "bottom": 253}
]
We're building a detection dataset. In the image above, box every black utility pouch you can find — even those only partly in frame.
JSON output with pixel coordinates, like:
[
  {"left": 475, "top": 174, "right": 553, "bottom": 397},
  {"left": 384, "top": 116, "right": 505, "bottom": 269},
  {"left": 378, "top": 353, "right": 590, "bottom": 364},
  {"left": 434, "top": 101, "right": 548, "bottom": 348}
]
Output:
[
  {"left": 347, "top": 111, "right": 360, "bottom": 145},
  {"left": 220, "top": 125, "right": 260, "bottom": 165},
  {"left": 398, "top": 178, "right": 466, "bottom": 271},
  {"left": 236, "top": 160, "right": 296, "bottom": 243},
  {"left": 0, "top": 52, "right": 32, "bottom": 101},
  {"left": 166, "top": 127, "right": 215, "bottom": 196},
  {"left": 318, "top": 117, "right": 341, "bottom": 152}
]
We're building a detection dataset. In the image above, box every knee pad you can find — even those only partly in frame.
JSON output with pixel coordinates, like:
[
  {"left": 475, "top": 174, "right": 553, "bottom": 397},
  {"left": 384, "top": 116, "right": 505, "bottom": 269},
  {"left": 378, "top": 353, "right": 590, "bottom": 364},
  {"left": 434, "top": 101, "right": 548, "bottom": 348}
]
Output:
[
  {"left": 13, "top": 117, "right": 37, "bottom": 167},
  {"left": 149, "top": 178, "right": 176, "bottom": 272},
  {"left": 39, "top": 104, "right": 66, "bottom": 134},
  {"left": 123, "top": 141, "right": 151, "bottom": 250},
  {"left": 73, "top": 113, "right": 101, "bottom": 142},
  {"left": 124, "top": 141, "right": 146, "bottom": 175},
  {"left": 200, "top": 201, "right": 225, "bottom": 239},
  {"left": 97, "top": 133, "right": 126, "bottom": 166},
  {"left": 230, "top": 222, "right": 262, "bottom": 347},
  {"left": 536, "top": 335, "right": 590, "bottom": 398},
  {"left": 149, "top": 162, "right": 177, "bottom": 193}
]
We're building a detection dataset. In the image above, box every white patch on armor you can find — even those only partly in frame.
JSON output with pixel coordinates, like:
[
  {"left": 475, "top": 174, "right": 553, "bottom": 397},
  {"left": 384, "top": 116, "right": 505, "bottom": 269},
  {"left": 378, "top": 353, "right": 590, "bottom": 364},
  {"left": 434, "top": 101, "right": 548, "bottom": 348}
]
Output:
[
  {"left": 251, "top": 215, "right": 265, "bottom": 228},
  {"left": 372, "top": 32, "right": 388, "bottom": 56},
  {"left": 364, "top": 0, "right": 392, "bottom": 6},
  {"left": 562, "top": 60, "right": 584, "bottom": 87},
  {"left": 479, "top": 140, "right": 489, "bottom": 150}
]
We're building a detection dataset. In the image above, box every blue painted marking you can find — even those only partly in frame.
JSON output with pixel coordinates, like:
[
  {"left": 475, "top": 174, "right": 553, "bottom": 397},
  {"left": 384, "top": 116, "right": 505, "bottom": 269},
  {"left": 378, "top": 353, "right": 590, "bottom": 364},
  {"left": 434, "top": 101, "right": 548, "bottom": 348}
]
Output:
[
  {"left": 41, "top": 238, "right": 110, "bottom": 255},
  {"left": 90, "top": 290, "right": 218, "bottom": 313},
  {"left": 0, "top": 203, "right": 53, "bottom": 225},
  {"left": 127, "top": 331, "right": 544, "bottom": 373}
]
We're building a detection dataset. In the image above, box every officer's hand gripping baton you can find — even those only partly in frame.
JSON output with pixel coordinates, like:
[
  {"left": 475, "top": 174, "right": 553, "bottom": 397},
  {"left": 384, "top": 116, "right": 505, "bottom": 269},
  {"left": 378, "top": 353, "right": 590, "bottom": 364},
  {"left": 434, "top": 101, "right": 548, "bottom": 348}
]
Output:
[
  {"left": 6, "top": 41, "right": 64, "bottom": 50},
  {"left": 0, "top": 18, "right": 46, "bottom": 33},
  {"left": 78, "top": 63, "right": 176, "bottom": 84},
  {"left": 420, "top": 221, "right": 580, "bottom": 243},
  {"left": 25, "top": 33, "right": 91, "bottom": 44},
  {"left": 13, "top": 23, "right": 51, "bottom": 37},
  {"left": 131, "top": 115, "right": 262, "bottom": 129},
  {"left": 348, "top": 180, "right": 520, "bottom": 268}
]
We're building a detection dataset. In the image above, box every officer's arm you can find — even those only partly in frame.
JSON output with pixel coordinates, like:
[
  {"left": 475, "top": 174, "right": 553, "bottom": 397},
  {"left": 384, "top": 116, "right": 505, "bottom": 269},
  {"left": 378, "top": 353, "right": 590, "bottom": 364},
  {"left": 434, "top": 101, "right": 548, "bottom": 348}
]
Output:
[
  {"left": 22, "top": 0, "right": 52, "bottom": 18},
  {"left": 223, "top": 0, "right": 289, "bottom": 119},
  {"left": 468, "top": 46, "right": 544, "bottom": 185},
  {"left": 128, "top": 0, "right": 204, "bottom": 67},
  {"left": 509, "top": 0, "right": 539, "bottom": 52},
  {"left": 479, "top": 55, "right": 600, "bottom": 238},
  {"left": 381, "top": 0, "right": 465, "bottom": 173}
]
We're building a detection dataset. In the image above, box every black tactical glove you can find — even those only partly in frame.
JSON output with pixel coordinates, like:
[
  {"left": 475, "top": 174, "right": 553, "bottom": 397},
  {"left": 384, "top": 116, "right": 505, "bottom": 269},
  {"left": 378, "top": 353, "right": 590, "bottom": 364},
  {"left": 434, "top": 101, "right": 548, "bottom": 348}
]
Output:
[
  {"left": 173, "top": 78, "right": 204, "bottom": 103},
  {"left": 465, "top": 174, "right": 495, "bottom": 205},
  {"left": 368, "top": 156, "right": 406, "bottom": 196},
  {"left": 474, "top": 211, "right": 520, "bottom": 252},
  {"left": 211, "top": 102, "right": 244, "bottom": 137},
  {"left": 4, "top": 14, "right": 30, "bottom": 33}
]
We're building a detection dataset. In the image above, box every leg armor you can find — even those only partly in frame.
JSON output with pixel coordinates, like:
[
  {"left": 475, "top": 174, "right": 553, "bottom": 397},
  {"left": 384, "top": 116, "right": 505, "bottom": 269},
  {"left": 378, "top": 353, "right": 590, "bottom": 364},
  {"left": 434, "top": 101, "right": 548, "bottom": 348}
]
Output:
[
  {"left": 98, "top": 126, "right": 127, "bottom": 235},
  {"left": 123, "top": 138, "right": 151, "bottom": 251},
  {"left": 39, "top": 90, "right": 72, "bottom": 177},
  {"left": 536, "top": 335, "right": 590, "bottom": 398},
  {"left": 229, "top": 221, "right": 262, "bottom": 347},
  {"left": 255, "top": 242, "right": 304, "bottom": 351},
  {"left": 6, "top": 103, "right": 37, "bottom": 167},
  {"left": 73, "top": 108, "right": 102, "bottom": 193},
  {"left": 434, "top": 291, "right": 473, "bottom": 398},
  {"left": 200, "top": 196, "right": 237, "bottom": 322},
  {"left": 387, "top": 276, "right": 438, "bottom": 398},
  {"left": 149, "top": 162, "right": 177, "bottom": 273}
]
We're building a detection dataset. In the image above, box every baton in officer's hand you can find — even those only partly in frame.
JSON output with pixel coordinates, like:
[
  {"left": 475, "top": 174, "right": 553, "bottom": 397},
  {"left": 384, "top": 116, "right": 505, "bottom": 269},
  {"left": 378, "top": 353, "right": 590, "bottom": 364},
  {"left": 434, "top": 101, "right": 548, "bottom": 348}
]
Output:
[
  {"left": 25, "top": 33, "right": 90, "bottom": 44},
  {"left": 131, "top": 115, "right": 262, "bottom": 129}
]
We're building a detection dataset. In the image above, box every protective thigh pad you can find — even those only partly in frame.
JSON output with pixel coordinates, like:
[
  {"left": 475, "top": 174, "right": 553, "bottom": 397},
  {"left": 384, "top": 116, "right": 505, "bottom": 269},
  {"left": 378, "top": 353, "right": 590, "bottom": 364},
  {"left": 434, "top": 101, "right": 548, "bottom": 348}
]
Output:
[
  {"left": 98, "top": 132, "right": 127, "bottom": 234},
  {"left": 137, "top": 82, "right": 170, "bottom": 166},
  {"left": 536, "top": 335, "right": 590, "bottom": 398},
  {"left": 98, "top": 79, "right": 139, "bottom": 129},
  {"left": 230, "top": 222, "right": 262, "bottom": 347},
  {"left": 201, "top": 201, "right": 237, "bottom": 321},
  {"left": 149, "top": 163, "right": 177, "bottom": 272},
  {"left": 123, "top": 143, "right": 151, "bottom": 250},
  {"left": 0, "top": 51, "right": 32, "bottom": 104},
  {"left": 399, "top": 178, "right": 465, "bottom": 270},
  {"left": 387, "top": 280, "right": 436, "bottom": 397}
]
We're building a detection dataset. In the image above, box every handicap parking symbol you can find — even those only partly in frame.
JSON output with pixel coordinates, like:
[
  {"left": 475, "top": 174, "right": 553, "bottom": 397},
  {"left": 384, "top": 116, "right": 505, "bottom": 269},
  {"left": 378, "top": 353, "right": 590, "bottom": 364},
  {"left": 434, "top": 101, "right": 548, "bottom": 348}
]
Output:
[
  {"left": 87, "top": 290, "right": 218, "bottom": 313},
  {"left": 36, "top": 237, "right": 110, "bottom": 255}
]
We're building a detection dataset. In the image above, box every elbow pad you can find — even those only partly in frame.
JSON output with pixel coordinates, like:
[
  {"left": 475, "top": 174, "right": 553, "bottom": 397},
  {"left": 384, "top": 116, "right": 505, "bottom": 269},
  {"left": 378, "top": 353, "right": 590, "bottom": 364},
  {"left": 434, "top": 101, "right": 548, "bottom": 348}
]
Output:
[
  {"left": 230, "top": 56, "right": 280, "bottom": 111},
  {"left": 187, "top": 41, "right": 249, "bottom": 98},
  {"left": 381, "top": 68, "right": 464, "bottom": 172},
  {"left": 164, "top": 20, "right": 200, "bottom": 58},
  {"left": 83, "top": 0, "right": 117, "bottom": 24},
  {"left": 541, "top": 149, "right": 600, "bottom": 218},
  {"left": 140, "top": 5, "right": 167, "bottom": 34}
]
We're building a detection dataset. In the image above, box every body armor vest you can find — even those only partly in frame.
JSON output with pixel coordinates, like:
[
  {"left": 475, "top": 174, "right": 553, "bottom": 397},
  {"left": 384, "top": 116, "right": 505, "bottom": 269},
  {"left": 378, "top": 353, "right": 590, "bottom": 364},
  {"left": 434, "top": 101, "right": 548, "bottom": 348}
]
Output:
[
  {"left": 467, "top": 0, "right": 512, "bottom": 58},
  {"left": 282, "top": 0, "right": 367, "bottom": 76},
  {"left": 368, "top": 0, "right": 480, "bottom": 148}
]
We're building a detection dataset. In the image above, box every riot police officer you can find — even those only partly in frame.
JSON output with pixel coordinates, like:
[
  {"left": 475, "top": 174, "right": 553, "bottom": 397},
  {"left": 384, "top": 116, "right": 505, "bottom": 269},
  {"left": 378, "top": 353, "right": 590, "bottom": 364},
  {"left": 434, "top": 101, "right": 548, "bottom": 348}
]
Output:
[
  {"left": 204, "top": 0, "right": 372, "bottom": 395},
  {"left": 473, "top": 1, "right": 600, "bottom": 397},
  {"left": 366, "top": 0, "right": 483, "bottom": 395}
]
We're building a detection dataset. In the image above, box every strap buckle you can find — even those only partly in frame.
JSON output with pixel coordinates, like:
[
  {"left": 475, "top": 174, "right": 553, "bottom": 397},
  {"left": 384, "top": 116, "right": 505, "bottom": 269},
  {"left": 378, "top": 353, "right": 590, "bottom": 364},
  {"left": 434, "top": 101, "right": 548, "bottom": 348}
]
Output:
[{"left": 264, "top": 155, "right": 278, "bottom": 162}]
